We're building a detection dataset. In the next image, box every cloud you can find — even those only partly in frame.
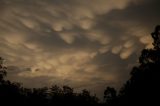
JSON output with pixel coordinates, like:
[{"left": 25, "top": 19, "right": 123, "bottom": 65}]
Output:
[
  {"left": 59, "top": 32, "right": 77, "bottom": 44},
  {"left": 112, "top": 45, "right": 123, "bottom": 54},
  {"left": 0, "top": 0, "right": 160, "bottom": 99},
  {"left": 120, "top": 48, "right": 135, "bottom": 59}
]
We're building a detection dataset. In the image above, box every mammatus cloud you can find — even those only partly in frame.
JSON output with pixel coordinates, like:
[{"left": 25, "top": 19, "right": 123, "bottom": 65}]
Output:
[{"left": 0, "top": 0, "right": 159, "bottom": 98}]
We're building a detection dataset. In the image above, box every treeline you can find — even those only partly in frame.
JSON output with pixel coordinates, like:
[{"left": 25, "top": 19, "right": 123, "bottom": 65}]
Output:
[
  {"left": 0, "top": 63, "right": 99, "bottom": 105},
  {"left": 0, "top": 25, "right": 160, "bottom": 106},
  {"left": 0, "top": 81, "right": 99, "bottom": 106}
]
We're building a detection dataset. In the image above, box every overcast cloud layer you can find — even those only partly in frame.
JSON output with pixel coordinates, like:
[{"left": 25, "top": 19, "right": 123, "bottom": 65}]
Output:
[{"left": 0, "top": 0, "right": 160, "bottom": 98}]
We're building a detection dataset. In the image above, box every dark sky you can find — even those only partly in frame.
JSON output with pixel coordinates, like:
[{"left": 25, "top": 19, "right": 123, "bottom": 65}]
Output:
[{"left": 0, "top": 0, "right": 160, "bottom": 99}]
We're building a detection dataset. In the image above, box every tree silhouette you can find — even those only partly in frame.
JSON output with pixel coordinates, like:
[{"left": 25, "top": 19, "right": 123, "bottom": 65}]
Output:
[
  {"left": 0, "top": 57, "right": 7, "bottom": 81},
  {"left": 104, "top": 87, "right": 117, "bottom": 105},
  {"left": 118, "top": 25, "right": 160, "bottom": 106},
  {"left": 78, "top": 89, "right": 99, "bottom": 106},
  {"left": 152, "top": 25, "right": 160, "bottom": 50}
]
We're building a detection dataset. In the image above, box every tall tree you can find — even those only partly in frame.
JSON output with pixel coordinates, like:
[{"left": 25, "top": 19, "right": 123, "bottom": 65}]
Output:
[{"left": 119, "top": 25, "right": 160, "bottom": 106}]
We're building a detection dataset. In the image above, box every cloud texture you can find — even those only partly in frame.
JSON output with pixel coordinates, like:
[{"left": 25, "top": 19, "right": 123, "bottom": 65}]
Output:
[{"left": 0, "top": 0, "right": 160, "bottom": 98}]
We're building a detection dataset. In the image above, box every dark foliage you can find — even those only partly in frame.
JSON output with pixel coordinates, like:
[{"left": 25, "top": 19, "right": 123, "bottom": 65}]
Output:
[
  {"left": 116, "top": 25, "right": 160, "bottom": 106},
  {"left": 104, "top": 87, "right": 117, "bottom": 106}
]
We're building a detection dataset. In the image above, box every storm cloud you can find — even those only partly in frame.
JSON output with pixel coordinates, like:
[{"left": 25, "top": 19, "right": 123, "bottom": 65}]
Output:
[{"left": 0, "top": 0, "right": 160, "bottom": 98}]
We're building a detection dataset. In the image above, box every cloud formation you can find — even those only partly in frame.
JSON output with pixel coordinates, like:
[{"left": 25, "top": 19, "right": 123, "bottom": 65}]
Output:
[{"left": 0, "top": 0, "right": 160, "bottom": 98}]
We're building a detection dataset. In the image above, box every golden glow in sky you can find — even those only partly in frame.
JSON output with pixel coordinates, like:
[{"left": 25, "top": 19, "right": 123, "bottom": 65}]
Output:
[{"left": 0, "top": 0, "right": 159, "bottom": 98}]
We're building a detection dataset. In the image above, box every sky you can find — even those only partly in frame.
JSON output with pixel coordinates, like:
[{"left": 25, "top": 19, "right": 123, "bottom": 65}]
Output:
[{"left": 0, "top": 0, "right": 160, "bottom": 98}]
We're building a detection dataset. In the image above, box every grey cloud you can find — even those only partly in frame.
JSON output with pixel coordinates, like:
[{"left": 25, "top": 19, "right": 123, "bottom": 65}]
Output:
[
  {"left": 100, "top": 0, "right": 160, "bottom": 36},
  {"left": 0, "top": 0, "right": 159, "bottom": 99}
]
